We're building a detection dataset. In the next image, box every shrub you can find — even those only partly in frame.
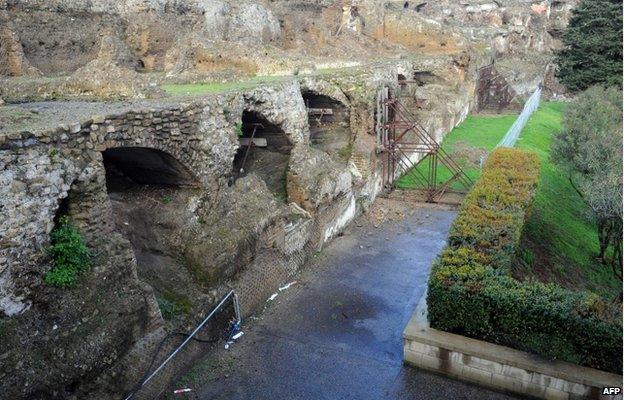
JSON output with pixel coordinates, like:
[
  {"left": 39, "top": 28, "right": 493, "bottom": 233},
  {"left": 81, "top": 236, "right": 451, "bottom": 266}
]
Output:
[
  {"left": 427, "top": 148, "right": 622, "bottom": 373},
  {"left": 44, "top": 216, "right": 91, "bottom": 287}
]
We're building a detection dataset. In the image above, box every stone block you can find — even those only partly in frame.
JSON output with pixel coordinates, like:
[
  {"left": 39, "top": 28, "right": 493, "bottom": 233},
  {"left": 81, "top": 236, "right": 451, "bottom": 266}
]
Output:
[
  {"left": 419, "top": 353, "right": 441, "bottom": 372},
  {"left": 544, "top": 387, "right": 569, "bottom": 400},
  {"left": 532, "top": 374, "right": 565, "bottom": 391},
  {"left": 562, "top": 381, "right": 590, "bottom": 396},
  {"left": 491, "top": 373, "right": 521, "bottom": 392},
  {"left": 404, "top": 348, "right": 422, "bottom": 366},
  {"left": 465, "top": 354, "right": 504, "bottom": 375},
  {"left": 408, "top": 340, "right": 430, "bottom": 355},
  {"left": 501, "top": 364, "right": 532, "bottom": 383},
  {"left": 461, "top": 365, "right": 493, "bottom": 386},
  {"left": 69, "top": 123, "right": 81, "bottom": 133}
]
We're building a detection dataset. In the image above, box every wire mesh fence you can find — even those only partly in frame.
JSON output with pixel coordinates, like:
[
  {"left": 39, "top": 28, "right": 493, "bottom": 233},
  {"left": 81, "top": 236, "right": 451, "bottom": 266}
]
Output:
[
  {"left": 123, "top": 291, "right": 241, "bottom": 400},
  {"left": 496, "top": 85, "right": 542, "bottom": 148}
]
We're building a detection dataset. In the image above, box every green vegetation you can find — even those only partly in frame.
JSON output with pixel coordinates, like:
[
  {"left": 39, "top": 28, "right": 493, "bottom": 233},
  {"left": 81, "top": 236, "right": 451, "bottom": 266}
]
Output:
[
  {"left": 550, "top": 87, "right": 623, "bottom": 285},
  {"left": 157, "top": 290, "right": 193, "bottom": 319},
  {"left": 396, "top": 113, "right": 517, "bottom": 190},
  {"left": 516, "top": 100, "right": 622, "bottom": 297},
  {"left": 555, "top": 0, "right": 623, "bottom": 92},
  {"left": 161, "top": 75, "right": 289, "bottom": 96},
  {"left": 44, "top": 216, "right": 91, "bottom": 287},
  {"left": 337, "top": 142, "right": 354, "bottom": 161},
  {"left": 235, "top": 122, "right": 243, "bottom": 137},
  {"left": 406, "top": 102, "right": 620, "bottom": 297},
  {"left": 428, "top": 148, "right": 622, "bottom": 373}
]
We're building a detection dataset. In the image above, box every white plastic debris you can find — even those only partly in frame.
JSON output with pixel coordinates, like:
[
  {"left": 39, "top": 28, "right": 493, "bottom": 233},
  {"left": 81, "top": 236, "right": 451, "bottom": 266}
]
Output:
[
  {"left": 266, "top": 293, "right": 278, "bottom": 302},
  {"left": 225, "top": 331, "right": 244, "bottom": 349},
  {"left": 174, "top": 388, "right": 192, "bottom": 394},
  {"left": 279, "top": 281, "right": 297, "bottom": 291}
]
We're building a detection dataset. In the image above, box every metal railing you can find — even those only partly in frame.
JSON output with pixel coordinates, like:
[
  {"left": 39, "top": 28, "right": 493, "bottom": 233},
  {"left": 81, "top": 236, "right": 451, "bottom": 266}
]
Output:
[
  {"left": 123, "top": 290, "right": 242, "bottom": 400},
  {"left": 496, "top": 85, "right": 542, "bottom": 148}
]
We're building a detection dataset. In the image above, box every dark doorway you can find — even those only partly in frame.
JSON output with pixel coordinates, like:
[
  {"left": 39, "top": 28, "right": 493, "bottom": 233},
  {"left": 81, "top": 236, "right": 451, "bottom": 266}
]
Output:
[
  {"left": 413, "top": 71, "right": 438, "bottom": 86},
  {"left": 233, "top": 111, "right": 293, "bottom": 200},
  {"left": 102, "top": 147, "right": 198, "bottom": 192},
  {"left": 102, "top": 146, "right": 204, "bottom": 324},
  {"left": 302, "top": 91, "right": 352, "bottom": 164}
]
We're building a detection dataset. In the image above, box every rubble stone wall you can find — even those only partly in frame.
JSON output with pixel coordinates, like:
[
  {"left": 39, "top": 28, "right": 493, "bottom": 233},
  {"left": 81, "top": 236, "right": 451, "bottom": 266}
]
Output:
[{"left": 0, "top": 57, "right": 483, "bottom": 398}]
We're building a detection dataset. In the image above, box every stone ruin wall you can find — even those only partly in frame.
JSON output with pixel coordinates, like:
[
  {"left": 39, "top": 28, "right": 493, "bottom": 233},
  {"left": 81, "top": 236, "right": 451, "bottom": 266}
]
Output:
[{"left": 1, "top": 46, "right": 485, "bottom": 399}]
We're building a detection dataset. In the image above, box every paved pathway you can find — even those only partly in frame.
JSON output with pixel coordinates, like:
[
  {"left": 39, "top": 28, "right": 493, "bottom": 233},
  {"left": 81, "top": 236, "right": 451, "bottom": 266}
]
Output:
[{"left": 183, "top": 202, "right": 522, "bottom": 400}]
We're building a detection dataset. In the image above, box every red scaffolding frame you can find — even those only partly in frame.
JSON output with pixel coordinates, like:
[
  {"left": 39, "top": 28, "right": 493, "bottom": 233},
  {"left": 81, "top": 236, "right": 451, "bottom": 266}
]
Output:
[{"left": 377, "top": 85, "right": 473, "bottom": 202}]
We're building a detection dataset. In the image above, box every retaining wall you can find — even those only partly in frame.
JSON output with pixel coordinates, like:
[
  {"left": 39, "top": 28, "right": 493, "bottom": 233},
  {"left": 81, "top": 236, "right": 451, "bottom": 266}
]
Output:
[{"left": 403, "top": 296, "right": 623, "bottom": 400}]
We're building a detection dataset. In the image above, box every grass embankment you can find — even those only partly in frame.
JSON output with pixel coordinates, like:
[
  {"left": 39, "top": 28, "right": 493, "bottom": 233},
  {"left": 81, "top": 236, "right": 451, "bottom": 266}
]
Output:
[
  {"left": 404, "top": 102, "right": 620, "bottom": 297},
  {"left": 161, "top": 75, "right": 289, "bottom": 96},
  {"left": 160, "top": 67, "right": 355, "bottom": 96},
  {"left": 395, "top": 113, "right": 517, "bottom": 190},
  {"left": 514, "top": 102, "right": 621, "bottom": 297}
]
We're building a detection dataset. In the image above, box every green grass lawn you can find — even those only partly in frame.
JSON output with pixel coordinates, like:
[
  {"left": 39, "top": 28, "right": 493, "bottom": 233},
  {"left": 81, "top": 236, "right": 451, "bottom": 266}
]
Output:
[
  {"left": 404, "top": 101, "right": 620, "bottom": 297},
  {"left": 514, "top": 102, "right": 621, "bottom": 297},
  {"left": 161, "top": 75, "right": 290, "bottom": 96},
  {"left": 395, "top": 113, "right": 518, "bottom": 190}
]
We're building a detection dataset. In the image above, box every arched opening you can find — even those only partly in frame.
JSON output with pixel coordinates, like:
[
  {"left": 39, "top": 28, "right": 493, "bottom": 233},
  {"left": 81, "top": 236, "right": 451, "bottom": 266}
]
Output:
[
  {"left": 413, "top": 71, "right": 438, "bottom": 86},
  {"left": 302, "top": 91, "right": 352, "bottom": 164},
  {"left": 233, "top": 111, "right": 293, "bottom": 200},
  {"left": 102, "top": 147, "right": 204, "bottom": 323},
  {"left": 398, "top": 73, "right": 408, "bottom": 90},
  {"left": 103, "top": 147, "right": 198, "bottom": 191}
]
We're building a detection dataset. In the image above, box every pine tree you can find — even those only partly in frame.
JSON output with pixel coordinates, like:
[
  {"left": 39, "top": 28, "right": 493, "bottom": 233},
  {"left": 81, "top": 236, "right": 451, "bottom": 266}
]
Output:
[{"left": 555, "top": 0, "right": 623, "bottom": 92}]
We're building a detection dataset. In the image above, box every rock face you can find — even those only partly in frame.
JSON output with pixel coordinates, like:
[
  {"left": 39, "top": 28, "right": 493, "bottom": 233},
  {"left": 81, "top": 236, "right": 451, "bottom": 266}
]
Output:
[
  {"left": 0, "top": 26, "right": 42, "bottom": 77},
  {"left": 0, "top": 0, "right": 577, "bottom": 398},
  {"left": 0, "top": 54, "right": 482, "bottom": 398},
  {"left": 227, "top": 2, "right": 282, "bottom": 43},
  {"left": 2, "top": 0, "right": 281, "bottom": 76},
  {"left": 1, "top": 0, "right": 576, "bottom": 79}
]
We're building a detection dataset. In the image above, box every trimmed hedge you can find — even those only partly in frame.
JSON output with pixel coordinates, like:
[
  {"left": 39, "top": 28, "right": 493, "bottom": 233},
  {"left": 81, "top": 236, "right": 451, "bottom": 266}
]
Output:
[{"left": 427, "top": 148, "right": 622, "bottom": 373}]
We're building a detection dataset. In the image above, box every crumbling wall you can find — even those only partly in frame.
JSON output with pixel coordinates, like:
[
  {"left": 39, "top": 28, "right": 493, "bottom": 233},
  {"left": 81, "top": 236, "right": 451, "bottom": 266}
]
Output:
[
  {"left": 0, "top": 78, "right": 379, "bottom": 398},
  {"left": 1, "top": 0, "right": 282, "bottom": 76},
  {"left": 0, "top": 51, "right": 486, "bottom": 398}
]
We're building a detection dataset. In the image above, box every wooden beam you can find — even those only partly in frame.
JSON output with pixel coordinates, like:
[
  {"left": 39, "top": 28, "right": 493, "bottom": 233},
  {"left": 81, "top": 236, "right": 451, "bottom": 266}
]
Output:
[
  {"left": 308, "top": 108, "right": 334, "bottom": 115},
  {"left": 239, "top": 138, "right": 267, "bottom": 147}
]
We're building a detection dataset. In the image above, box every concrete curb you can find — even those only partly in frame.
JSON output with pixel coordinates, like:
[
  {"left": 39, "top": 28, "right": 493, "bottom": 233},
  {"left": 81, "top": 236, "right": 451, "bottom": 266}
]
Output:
[{"left": 402, "top": 293, "right": 623, "bottom": 400}]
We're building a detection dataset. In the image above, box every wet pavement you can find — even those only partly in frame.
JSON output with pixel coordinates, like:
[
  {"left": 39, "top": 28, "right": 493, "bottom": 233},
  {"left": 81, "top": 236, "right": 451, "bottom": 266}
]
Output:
[{"left": 183, "top": 203, "right": 523, "bottom": 400}]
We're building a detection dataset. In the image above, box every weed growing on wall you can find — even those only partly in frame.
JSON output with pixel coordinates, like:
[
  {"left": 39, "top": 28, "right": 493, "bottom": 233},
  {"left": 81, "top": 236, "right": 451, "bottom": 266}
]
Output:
[{"left": 44, "top": 217, "right": 91, "bottom": 287}]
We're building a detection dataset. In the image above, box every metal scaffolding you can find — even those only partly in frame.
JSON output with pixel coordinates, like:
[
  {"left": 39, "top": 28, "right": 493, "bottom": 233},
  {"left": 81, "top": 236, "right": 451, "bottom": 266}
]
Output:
[{"left": 376, "top": 85, "right": 473, "bottom": 202}]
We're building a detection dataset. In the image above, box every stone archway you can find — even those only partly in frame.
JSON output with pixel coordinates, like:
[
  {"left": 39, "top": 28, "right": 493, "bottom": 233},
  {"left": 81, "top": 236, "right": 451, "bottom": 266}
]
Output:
[
  {"left": 100, "top": 146, "right": 206, "bottom": 324},
  {"left": 233, "top": 110, "right": 293, "bottom": 200},
  {"left": 102, "top": 147, "right": 200, "bottom": 191},
  {"left": 302, "top": 90, "right": 352, "bottom": 164}
]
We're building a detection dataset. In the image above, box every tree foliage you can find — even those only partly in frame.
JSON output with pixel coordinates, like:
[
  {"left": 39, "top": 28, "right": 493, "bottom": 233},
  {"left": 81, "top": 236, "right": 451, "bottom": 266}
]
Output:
[
  {"left": 551, "top": 86, "right": 623, "bottom": 280},
  {"left": 555, "top": 0, "right": 623, "bottom": 92}
]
